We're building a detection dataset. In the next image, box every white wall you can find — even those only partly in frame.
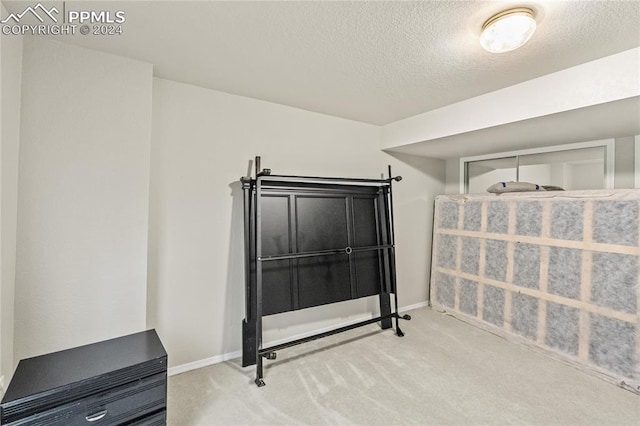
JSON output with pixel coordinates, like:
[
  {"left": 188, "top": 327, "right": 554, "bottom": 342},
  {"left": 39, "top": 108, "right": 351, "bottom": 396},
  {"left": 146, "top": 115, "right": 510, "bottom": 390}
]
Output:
[
  {"left": 149, "top": 78, "right": 444, "bottom": 368},
  {"left": 614, "top": 136, "right": 635, "bottom": 188},
  {"left": 636, "top": 136, "right": 640, "bottom": 188},
  {"left": 0, "top": 4, "right": 23, "bottom": 392},
  {"left": 14, "top": 38, "right": 153, "bottom": 361},
  {"left": 550, "top": 162, "right": 566, "bottom": 188},
  {"left": 444, "top": 158, "right": 460, "bottom": 194}
]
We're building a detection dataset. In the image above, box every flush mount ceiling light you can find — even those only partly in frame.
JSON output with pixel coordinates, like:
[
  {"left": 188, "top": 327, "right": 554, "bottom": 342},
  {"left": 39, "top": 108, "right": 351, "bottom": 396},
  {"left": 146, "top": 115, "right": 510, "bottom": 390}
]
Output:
[{"left": 480, "top": 7, "right": 537, "bottom": 53}]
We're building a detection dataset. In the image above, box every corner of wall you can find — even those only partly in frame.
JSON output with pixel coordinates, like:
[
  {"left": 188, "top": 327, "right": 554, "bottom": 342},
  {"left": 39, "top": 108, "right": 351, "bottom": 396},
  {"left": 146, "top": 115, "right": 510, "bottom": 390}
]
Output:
[
  {"left": 0, "top": 13, "right": 3, "bottom": 396},
  {"left": 444, "top": 158, "right": 461, "bottom": 194},
  {"left": 1, "top": 3, "right": 24, "bottom": 385},
  {"left": 14, "top": 36, "right": 151, "bottom": 362},
  {"left": 384, "top": 151, "right": 446, "bottom": 188}
]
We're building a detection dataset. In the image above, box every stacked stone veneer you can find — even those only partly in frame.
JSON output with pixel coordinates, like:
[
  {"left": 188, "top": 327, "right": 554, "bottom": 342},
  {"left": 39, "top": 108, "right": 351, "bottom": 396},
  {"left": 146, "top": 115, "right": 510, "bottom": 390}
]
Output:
[{"left": 430, "top": 190, "right": 639, "bottom": 392}]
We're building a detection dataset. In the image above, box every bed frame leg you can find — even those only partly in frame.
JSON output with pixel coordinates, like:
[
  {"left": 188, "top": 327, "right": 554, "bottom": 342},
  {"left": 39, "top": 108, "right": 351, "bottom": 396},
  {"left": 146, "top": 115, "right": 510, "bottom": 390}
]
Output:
[{"left": 255, "top": 357, "right": 265, "bottom": 387}]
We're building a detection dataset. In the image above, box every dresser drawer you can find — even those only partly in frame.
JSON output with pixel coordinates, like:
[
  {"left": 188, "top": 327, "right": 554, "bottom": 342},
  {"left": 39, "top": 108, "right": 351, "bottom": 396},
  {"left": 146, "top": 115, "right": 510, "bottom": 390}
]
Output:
[
  {"left": 130, "top": 410, "right": 166, "bottom": 426},
  {"left": 5, "top": 373, "right": 166, "bottom": 426}
]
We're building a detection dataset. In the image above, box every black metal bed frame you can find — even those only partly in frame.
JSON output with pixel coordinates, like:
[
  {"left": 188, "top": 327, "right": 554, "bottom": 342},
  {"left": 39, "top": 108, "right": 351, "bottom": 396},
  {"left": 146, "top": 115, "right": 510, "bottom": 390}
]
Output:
[{"left": 241, "top": 157, "right": 410, "bottom": 387}]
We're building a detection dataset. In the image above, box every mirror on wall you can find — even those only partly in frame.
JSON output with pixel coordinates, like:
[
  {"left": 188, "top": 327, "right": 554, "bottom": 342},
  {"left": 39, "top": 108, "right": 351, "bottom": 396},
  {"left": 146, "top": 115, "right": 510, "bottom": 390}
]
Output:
[
  {"left": 466, "top": 157, "right": 517, "bottom": 194},
  {"left": 463, "top": 141, "right": 611, "bottom": 194},
  {"left": 518, "top": 147, "right": 605, "bottom": 191}
]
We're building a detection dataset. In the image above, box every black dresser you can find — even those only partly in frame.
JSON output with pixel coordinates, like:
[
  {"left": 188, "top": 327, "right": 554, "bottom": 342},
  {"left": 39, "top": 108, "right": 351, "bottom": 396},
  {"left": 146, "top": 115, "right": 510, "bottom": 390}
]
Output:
[{"left": 0, "top": 330, "right": 167, "bottom": 425}]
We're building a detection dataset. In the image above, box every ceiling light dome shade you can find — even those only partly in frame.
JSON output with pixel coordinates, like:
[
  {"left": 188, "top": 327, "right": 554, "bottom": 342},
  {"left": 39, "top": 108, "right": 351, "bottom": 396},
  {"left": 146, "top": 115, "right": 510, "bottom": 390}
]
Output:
[{"left": 480, "top": 8, "right": 537, "bottom": 53}]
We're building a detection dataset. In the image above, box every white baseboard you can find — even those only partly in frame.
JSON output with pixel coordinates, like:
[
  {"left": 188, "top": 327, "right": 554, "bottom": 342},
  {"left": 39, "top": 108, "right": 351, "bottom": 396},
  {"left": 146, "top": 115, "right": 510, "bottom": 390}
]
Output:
[
  {"left": 398, "top": 300, "right": 429, "bottom": 313},
  {"left": 168, "top": 301, "right": 430, "bottom": 377},
  {"left": 168, "top": 350, "right": 242, "bottom": 376}
]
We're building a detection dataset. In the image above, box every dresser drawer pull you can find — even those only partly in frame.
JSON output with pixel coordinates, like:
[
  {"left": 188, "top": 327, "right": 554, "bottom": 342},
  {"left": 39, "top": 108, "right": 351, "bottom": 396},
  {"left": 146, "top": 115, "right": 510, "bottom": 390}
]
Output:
[{"left": 85, "top": 409, "right": 108, "bottom": 422}]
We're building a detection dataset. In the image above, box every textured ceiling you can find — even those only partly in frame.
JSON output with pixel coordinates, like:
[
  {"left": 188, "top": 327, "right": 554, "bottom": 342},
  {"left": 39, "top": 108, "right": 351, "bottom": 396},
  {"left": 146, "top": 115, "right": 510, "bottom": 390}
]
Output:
[{"left": 3, "top": 0, "right": 640, "bottom": 125}]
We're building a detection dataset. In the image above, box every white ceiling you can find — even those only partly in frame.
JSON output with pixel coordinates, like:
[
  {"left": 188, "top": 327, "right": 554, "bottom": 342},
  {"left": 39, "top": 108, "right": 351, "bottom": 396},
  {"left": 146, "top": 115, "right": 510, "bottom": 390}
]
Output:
[{"left": 4, "top": 0, "right": 640, "bottom": 126}]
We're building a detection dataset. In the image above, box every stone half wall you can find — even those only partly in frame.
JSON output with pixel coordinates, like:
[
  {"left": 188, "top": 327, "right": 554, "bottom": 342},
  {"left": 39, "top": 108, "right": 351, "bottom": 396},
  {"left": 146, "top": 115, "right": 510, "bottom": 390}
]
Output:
[{"left": 430, "top": 189, "right": 639, "bottom": 393}]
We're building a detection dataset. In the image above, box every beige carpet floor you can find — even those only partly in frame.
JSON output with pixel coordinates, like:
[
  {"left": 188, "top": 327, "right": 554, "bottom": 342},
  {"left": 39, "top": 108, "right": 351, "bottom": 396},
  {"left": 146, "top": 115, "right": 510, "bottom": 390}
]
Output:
[{"left": 167, "top": 307, "right": 639, "bottom": 425}]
